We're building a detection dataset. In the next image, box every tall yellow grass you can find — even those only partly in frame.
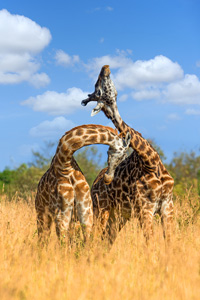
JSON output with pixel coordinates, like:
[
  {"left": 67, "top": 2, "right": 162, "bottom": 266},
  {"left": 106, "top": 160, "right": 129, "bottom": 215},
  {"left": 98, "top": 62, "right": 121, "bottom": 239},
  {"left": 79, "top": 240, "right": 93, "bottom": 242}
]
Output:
[{"left": 0, "top": 192, "right": 200, "bottom": 300}]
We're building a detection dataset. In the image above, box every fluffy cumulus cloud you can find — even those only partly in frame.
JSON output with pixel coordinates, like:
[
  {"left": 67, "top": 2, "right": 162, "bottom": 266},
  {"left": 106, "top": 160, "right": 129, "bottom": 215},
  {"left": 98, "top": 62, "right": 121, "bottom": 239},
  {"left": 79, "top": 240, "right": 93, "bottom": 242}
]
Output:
[
  {"left": 55, "top": 50, "right": 80, "bottom": 67},
  {"left": 0, "top": 9, "right": 51, "bottom": 87},
  {"left": 85, "top": 52, "right": 200, "bottom": 108},
  {"left": 85, "top": 52, "right": 133, "bottom": 78},
  {"left": 167, "top": 113, "right": 181, "bottom": 120},
  {"left": 113, "top": 55, "right": 183, "bottom": 90},
  {"left": 22, "top": 87, "right": 89, "bottom": 115},
  {"left": 131, "top": 89, "right": 161, "bottom": 101},
  {"left": 86, "top": 53, "right": 183, "bottom": 89},
  {"left": 30, "top": 117, "right": 76, "bottom": 138},
  {"left": 185, "top": 108, "right": 200, "bottom": 115},
  {"left": 164, "top": 74, "right": 200, "bottom": 105}
]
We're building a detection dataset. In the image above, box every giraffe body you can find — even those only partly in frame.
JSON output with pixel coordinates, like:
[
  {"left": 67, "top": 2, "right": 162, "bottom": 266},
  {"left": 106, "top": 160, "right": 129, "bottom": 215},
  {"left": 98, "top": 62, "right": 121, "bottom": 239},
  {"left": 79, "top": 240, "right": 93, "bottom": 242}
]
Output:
[
  {"left": 35, "top": 124, "right": 131, "bottom": 242},
  {"left": 82, "top": 66, "right": 174, "bottom": 242}
]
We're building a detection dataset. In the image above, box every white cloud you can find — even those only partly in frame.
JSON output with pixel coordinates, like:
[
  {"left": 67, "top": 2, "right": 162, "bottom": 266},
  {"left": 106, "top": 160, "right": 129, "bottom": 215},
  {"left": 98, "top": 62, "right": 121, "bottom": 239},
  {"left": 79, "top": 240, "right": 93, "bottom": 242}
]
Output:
[
  {"left": 55, "top": 50, "right": 80, "bottom": 67},
  {"left": 113, "top": 55, "right": 183, "bottom": 90},
  {"left": 0, "top": 9, "right": 51, "bottom": 86},
  {"left": 29, "top": 73, "right": 51, "bottom": 88},
  {"left": 30, "top": 117, "right": 76, "bottom": 138},
  {"left": 22, "top": 87, "right": 89, "bottom": 115},
  {"left": 85, "top": 53, "right": 183, "bottom": 90},
  {"left": 85, "top": 52, "right": 200, "bottom": 107},
  {"left": 167, "top": 113, "right": 181, "bottom": 120},
  {"left": 132, "top": 89, "right": 161, "bottom": 101},
  {"left": 164, "top": 74, "right": 200, "bottom": 105},
  {"left": 85, "top": 53, "right": 132, "bottom": 79},
  {"left": 196, "top": 61, "right": 200, "bottom": 68},
  {"left": 119, "top": 94, "right": 129, "bottom": 102},
  {"left": 185, "top": 108, "right": 200, "bottom": 115},
  {"left": 106, "top": 6, "right": 114, "bottom": 11}
]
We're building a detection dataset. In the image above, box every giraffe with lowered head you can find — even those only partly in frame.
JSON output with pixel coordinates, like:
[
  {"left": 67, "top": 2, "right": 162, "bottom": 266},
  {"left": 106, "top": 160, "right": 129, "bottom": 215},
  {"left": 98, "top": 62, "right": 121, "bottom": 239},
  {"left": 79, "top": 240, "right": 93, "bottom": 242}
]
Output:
[
  {"left": 82, "top": 65, "right": 174, "bottom": 242},
  {"left": 35, "top": 124, "right": 131, "bottom": 242}
]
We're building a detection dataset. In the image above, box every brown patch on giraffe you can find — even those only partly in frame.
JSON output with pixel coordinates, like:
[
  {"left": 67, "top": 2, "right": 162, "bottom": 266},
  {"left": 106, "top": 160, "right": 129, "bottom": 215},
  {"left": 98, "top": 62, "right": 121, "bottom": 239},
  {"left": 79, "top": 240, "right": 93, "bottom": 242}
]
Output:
[
  {"left": 58, "top": 185, "right": 73, "bottom": 196},
  {"left": 88, "top": 135, "right": 98, "bottom": 144},
  {"left": 58, "top": 154, "right": 67, "bottom": 164},
  {"left": 83, "top": 200, "right": 91, "bottom": 207},
  {"left": 75, "top": 185, "right": 90, "bottom": 200},
  {"left": 107, "top": 133, "right": 115, "bottom": 142},
  {"left": 101, "top": 191, "right": 108, "bottom": 199},
  {"left": 146, "top": 148, "right": 153, "bottom": 156},
  {"left": 87, "top": 129, "right": 98, "bottom": 135},
  {"left": 73, "top": 171, "right": 84, "bottom": 181},
  {"left": 99, "top": 134, "right": 106, "bottom": 143},
  {"left": 150, "top": 158, "right": 156, "bottom": 165},
  {"left": 149, "top": 179, "right": 160, "bottom": 189},
  {"left": 65, "top": 131, "right": 73, "bottom": 140},
  {"left": 122, "top": 183, "right": 129, "bottom": 193},
  {"left": 162, "top": 181, "right": 174, "bottom": 190},
  {"left": 139, "top": 141, "right": 146, "bottom": 151},
  {"left": 76, "top": 181, "right": 89, "bottom": 192},
  {"left": 75, "top": 128, "right": 84, "bottom": 136},
  {"left": 134, "top": 137, "right": 139, "bottom": 148},
  {"left": 117, "top": 189, "right": 122, "bottom": 198}
]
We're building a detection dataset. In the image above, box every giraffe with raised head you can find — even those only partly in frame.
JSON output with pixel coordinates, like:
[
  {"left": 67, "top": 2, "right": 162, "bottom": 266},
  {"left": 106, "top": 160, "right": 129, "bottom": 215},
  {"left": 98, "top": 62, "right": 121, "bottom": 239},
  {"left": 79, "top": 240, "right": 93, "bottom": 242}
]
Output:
[
  {"left": 82, "top": 65, "right": 174, "bottom": 242},
  {"left": 35, "top": 124, "right": 131, "bottom": 242}
]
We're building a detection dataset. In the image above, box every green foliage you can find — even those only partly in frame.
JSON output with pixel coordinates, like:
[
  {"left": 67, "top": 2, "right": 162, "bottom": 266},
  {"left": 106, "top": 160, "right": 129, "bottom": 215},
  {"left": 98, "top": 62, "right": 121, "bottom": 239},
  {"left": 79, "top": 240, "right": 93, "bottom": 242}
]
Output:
[
  {"left": 0, "top": 144, "right": 103, "bottom": 199},
  {"left": 0, "top": 142, "right": 55, "bottom": 200},
  {"left": 1, "top": 138, "right": 200, "bottom": 202},
  {"left": 197, "top": 169, "right": 200, "bottom": 196},
  {"left": 167, "top": 151, "right": 200, "bottom": 196},
  {"left": 0, "top": 164, "right": 45, "bottom": 200},
  {"left": 74, "top": 146, "right": 102, "bottom": 187}
]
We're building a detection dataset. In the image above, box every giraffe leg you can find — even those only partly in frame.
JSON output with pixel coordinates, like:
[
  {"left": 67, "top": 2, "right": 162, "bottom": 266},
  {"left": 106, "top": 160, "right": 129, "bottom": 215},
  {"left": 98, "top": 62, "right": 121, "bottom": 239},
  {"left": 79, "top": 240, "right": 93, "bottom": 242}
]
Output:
[
  {"left": 55, "top": 188, "right": 74, "bottom": 240},
  {"left": 55, "top": 205, "right": 74, "bottom": 240},
  {"left": 106, "top": 208, "right": 127, "bottom": 245},
  {"left": 139, "top": 203, "right": 155, "bottom": 242},
  {"left": 161, "top": 194, "right": 174, "bottom": 242},
  {"left": 36, "top": 208, "right": 52, "bottom": 245},
  {"left": 75, "top": 191, "right": 93, "bottom": 242}
]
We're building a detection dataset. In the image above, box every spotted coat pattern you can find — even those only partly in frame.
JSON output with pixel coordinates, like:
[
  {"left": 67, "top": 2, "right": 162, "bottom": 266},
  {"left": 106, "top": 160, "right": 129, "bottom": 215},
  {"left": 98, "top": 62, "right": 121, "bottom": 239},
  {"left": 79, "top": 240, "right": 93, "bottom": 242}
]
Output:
[
  {"left": 35, "top": 124, "right": 130, "bottom": 241},
  {"left": 82, "top": 66, "right": 174, "bottom": 242}
]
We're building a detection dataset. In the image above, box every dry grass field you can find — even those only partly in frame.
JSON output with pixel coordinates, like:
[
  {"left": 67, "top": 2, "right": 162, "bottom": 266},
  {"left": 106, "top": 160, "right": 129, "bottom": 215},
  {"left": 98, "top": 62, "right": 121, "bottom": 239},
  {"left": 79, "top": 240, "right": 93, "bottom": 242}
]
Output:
[{"left": 0, "top": 191, "right": 200, "bottom": 300}]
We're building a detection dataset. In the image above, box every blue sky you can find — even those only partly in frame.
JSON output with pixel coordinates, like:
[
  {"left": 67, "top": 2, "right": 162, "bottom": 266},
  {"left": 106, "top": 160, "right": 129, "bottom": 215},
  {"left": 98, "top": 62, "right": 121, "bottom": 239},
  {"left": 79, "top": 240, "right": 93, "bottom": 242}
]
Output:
[{"left": 0, "top": 0, "right": 200, "bottom": 171}]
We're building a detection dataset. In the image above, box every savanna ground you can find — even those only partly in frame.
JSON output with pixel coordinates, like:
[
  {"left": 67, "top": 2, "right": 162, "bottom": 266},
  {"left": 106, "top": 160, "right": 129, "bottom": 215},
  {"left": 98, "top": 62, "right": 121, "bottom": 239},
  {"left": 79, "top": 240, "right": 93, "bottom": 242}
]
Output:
[{"left": 1, "top": 189, "right": 200, "bottom": 300}]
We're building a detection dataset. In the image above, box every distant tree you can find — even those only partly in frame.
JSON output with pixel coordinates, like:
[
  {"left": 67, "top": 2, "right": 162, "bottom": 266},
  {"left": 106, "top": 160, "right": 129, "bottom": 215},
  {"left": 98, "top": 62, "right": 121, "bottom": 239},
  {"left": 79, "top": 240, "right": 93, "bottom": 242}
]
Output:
[
  {"left": 197, "top": 169, "right": 200, "bottom": 196},
  {"left": 167, "top": 151, "right": 200, "bottom": 195},
  {"left": 0, "top": 143, "right": 103, "bottom": 199},
  {"left": 74, "top": 146, "right": 102, "bottom": 187},
  {"left": 30, "top": 141, "right": 55, "bottom": 170}
]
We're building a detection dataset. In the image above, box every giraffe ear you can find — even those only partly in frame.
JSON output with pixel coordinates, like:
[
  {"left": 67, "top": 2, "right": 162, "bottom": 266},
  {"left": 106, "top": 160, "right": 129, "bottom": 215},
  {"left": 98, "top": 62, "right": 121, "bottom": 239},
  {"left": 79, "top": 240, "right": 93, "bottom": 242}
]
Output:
[
  {"left": 124, "top": 132, "right": 131, "bottom": 147},
  {"left": 114, "top": 128, "right": 118, "bottom": 135}
]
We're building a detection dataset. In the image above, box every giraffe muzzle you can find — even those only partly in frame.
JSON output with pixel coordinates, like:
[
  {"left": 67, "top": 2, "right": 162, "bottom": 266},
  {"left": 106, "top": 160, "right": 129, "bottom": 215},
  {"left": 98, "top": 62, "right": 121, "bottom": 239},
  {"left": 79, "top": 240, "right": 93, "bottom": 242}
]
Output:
[
  {"left": 81, "top": 92, "right": 97, "bottom": 106},
  {"left": 104, "top": 173, "right": 113, "bottom": 185}
]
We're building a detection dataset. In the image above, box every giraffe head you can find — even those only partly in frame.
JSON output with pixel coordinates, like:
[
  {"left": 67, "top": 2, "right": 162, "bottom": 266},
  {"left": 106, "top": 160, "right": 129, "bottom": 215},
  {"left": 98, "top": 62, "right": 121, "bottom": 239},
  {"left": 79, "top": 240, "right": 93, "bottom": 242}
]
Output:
[
  {"left": 104, "top": 131, "right": 131, "bottom": 185},
  {"left": 81, "top": 65, "right": 117, "bottom": 120}
]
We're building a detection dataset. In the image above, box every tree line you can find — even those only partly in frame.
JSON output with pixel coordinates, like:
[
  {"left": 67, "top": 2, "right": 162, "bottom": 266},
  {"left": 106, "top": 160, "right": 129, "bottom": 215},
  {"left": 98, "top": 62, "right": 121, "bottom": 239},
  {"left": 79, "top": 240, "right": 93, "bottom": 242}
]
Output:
[{"left": 0, "top": 141, "right": 200, "bottom": 200}]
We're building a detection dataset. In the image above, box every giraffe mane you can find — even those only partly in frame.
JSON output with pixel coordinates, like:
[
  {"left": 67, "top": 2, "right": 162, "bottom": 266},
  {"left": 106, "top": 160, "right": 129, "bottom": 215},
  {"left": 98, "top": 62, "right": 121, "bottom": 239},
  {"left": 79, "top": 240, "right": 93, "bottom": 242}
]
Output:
[{"left": 64, "top": 124, "right": 118, "bottom": 136}]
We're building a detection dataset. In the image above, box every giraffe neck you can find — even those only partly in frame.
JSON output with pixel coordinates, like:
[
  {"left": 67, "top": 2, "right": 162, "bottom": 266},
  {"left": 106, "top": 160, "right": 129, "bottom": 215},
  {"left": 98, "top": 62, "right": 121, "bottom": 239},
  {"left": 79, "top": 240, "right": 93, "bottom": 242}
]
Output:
[
  {"left": 52, "top": 125, "right": 119, "bottom": 171},
  {"left": 103, "top": 102, "right": 160, "bottom": 168}
]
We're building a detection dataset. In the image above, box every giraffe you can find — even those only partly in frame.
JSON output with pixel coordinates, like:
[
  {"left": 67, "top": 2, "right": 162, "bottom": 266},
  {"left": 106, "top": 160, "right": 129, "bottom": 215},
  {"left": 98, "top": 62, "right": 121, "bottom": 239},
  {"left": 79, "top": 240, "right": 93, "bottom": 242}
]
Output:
[
  {"left": 35, "top": 124, "right": 131, "bottom": 243},
  {"left": 81, "top": 65, "right": 174, "bottom": 243}
]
